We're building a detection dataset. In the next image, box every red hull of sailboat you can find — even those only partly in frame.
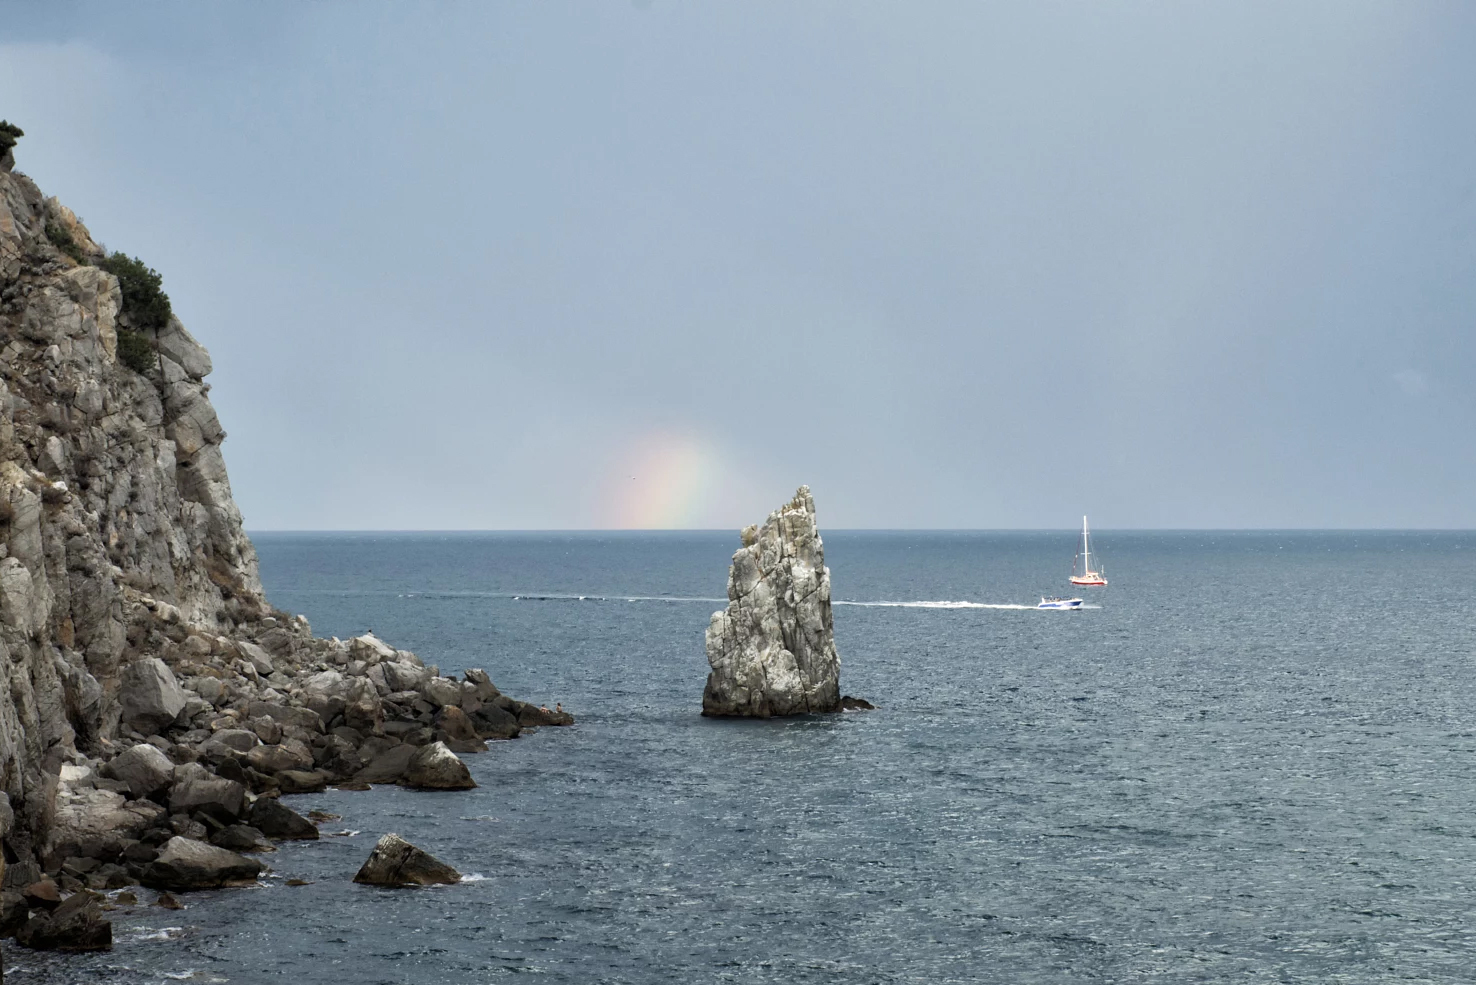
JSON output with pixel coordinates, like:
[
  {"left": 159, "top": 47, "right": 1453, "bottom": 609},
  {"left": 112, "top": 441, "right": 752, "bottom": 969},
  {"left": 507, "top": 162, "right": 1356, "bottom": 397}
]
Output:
[{"left": 1069, "top": 576, "right": 1107, "bottom": 586}]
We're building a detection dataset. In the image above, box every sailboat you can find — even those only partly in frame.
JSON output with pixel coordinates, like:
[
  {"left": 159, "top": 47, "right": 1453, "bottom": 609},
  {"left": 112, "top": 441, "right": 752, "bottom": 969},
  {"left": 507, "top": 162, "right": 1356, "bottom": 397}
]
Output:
[{"left": 1068, "top": 515, "right": 1108, "bottom": 587}]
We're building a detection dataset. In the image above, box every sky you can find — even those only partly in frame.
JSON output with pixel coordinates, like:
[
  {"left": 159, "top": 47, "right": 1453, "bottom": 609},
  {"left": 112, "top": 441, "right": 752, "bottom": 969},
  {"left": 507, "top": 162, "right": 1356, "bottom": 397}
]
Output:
[{"left": 2, "top": 2, "right": 1474, "bottom": 529}]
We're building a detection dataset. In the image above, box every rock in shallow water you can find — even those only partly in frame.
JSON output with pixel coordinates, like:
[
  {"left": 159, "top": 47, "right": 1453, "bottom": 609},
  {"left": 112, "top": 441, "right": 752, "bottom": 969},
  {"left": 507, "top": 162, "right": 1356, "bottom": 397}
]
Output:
[
  {"left": 141, "top": 836, "right": 262, "bottom": 890},
  {"left": 15, "top": 889, "right": 112, "bottom": 951},
  {"left": 702, "top": 486, "right": 844, "bottom": 717},
  {"left": 402, "top": 741, "right": 476, "bottom": 790},
  {"left": 248, "top": 798, "right": 319, "bottom": 840},
  {"left": 353, "top": 833, "right": 461, "bottom": 886}
]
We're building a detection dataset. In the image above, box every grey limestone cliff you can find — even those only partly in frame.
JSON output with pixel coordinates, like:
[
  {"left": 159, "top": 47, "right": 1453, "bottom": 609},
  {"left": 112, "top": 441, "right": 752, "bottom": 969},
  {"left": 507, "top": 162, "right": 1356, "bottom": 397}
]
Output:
[
  {"left": 702, "top": 486, "right": 842, "bottom": 717},
  {"left": 0, "top": 144, "right": 572, "bottom": 948}
]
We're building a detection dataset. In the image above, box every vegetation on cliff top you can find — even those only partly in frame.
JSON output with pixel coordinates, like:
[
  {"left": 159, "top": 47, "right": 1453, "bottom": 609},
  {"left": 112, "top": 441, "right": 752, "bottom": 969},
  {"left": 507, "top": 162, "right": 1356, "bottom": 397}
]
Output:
[{"left": 0, "top": 120, "right": 21, "bottom": 153}]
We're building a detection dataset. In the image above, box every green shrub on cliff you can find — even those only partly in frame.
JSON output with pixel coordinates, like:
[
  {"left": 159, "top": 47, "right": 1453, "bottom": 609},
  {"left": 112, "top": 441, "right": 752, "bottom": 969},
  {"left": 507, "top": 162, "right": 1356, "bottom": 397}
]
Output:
[
  {"left": 116, "top": 329, "right": 155, "bottom": 374},
  {"left": 0, "top": 121, "right": 21, "bottom": 154},
  {"left": 44, "top": 221, "right": 88, "bottom": 263},
  {"left": 99, "top": 252, "right": 172, "bottom": 334}
]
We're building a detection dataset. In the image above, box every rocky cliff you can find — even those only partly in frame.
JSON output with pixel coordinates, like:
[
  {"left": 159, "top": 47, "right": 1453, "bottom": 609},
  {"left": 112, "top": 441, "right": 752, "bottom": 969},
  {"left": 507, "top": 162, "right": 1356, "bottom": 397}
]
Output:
[
  {"left": 0, "top": 154, "right": 269, "bottom": 863},
  {"left": 0, "top": 144, "right": 571, "bottom": 949},
  {"left": 702, "top": 486, "right": 844, "bottom": 717}
]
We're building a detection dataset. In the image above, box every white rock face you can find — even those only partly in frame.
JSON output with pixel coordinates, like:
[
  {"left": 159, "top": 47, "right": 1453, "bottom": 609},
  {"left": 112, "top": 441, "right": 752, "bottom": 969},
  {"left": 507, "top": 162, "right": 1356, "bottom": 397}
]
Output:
[{"left": 702, "top": 486, "right": 842, "bottom": 717}]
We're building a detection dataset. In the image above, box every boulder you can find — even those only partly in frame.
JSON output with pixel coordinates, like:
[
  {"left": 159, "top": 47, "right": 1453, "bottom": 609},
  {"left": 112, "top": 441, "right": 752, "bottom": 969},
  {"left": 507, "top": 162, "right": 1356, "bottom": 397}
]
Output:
[
  {"left": 246, "top": 740, "right": 314, "bottom": 774},
  {"left": 45, "top": 785, "right": 166, "bottom": 862},
  {"left": 702, "top": 486, "right": 845, "bottom": 717},
  {"left": 463, "top": 668, "right": 500, "bottom": 700},
  {"left": 209, "top": 824, "right": 275, "bottom": 853},
  {"left": 350, "top": 633, "right": 397, "bottom": 664},
  {"left": 0, "top": 889, "right": 29, "bottom": 935},
  {"left": 200, "top": 728, "right": 259, "bottom": 763},
  {"left": 22, "top": 879, "right": 60, "bottom": 911},
  {"left": 275, "top": 770, "right": 330, "bottom": 794},
  {"left": 168, "top": 770, "right": 246, "bottom": 822},
  {"left": 235, "top": 640, "right": 275, "bottom": 675},
  {"left": 4, "top": 861, "right": 42, "bottom": 892},
  {"left": 118, "top": 657, "right": 188, "bottom": 734},
  {"left": 383, "top": 661, "right": 429, "bottom": 693},
  {"left": 470, "top": 703, "right": 521, "bottom": 740},
  {"left": 352, "top": 833, "right": 460, "bottom": 887},
  {"left": 515, "top": 702, "right": 574, "bottom": 727},
  {"left": 343, "top": 679, "right": 383, "bottom": 733},
  {"left": 15, "top": 890, "right": 111, "bottom": 951},
  {"left": 249, "top": 716, "right": 284, "bottom": 744},
  {"left": 247, "top": 798, "right": 319, "bottom": 840},
  {"left": 401, "top": 742, "right": 475, "bottom": 790},
  {"left": 421, "top": 676, "right": 461, "bottom": 708},
  {"left": 141, "top": 836, "right": 262, "bottom": 890},
  {"left": 208, "top": 728, "right": 259, "bottom": 753},
  {"left": 189, "top": 676, "right": 226, "bottom": 705},
  {"left": 353, "top": 744, "right": 416, "bottom": 785},
  {"left": 434, "top": 705, "right": 479, "bottom": 743},
  {"left": 246, "top": 701, "right": 324, "bottom": 733}
]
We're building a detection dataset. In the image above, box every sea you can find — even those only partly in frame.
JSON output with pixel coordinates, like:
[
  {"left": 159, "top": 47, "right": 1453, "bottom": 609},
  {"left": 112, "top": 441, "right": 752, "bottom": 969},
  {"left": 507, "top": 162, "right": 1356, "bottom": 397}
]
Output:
[{"left": 13, "top": 530, "right": 1476, "bottom": 984}]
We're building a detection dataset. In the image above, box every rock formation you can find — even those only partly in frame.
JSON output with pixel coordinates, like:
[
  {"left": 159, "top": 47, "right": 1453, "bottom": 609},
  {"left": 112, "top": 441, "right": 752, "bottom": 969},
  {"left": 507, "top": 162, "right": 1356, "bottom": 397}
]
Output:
[
  {"left": 353, "top": 832, "right": 460, "bottom": 887},
  {"left": 0, "top": 135, "right": 572, "bottom": 950},
  {"left": 702, "top": 486, "right": 843, "bottom": 717}
]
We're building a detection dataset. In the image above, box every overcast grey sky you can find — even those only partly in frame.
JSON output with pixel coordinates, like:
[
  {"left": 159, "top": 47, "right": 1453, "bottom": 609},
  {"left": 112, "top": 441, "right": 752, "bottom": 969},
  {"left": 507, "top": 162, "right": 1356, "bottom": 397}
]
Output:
[{"left": 4, "top": 3, "right": 1474, "bottom": 529}]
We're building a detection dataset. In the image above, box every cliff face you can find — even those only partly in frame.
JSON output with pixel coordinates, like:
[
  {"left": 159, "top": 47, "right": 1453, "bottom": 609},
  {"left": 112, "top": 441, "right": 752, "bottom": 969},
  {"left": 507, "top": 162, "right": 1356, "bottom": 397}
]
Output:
[
  {"left": 0, "top": 153, "right": 573, "bottom": 936},
  {"left": 0, "top": 162, "right": 266, "bottom": 862},
  {"left": 702, "top": 486, "right": 843, "bottom": 717}
]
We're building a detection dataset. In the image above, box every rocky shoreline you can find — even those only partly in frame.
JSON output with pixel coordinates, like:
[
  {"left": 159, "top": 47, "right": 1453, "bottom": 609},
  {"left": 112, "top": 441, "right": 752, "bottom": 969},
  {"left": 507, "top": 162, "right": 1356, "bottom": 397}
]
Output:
[{"left": 0, "top": 134, "right": 572, "bottom": 957}]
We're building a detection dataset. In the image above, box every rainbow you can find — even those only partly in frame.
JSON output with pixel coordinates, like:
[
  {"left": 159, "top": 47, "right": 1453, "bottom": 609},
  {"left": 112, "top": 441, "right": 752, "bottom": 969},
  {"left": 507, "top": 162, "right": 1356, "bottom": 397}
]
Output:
[{"left": 600, "top": 431, "right": 723, "bottom": 529}]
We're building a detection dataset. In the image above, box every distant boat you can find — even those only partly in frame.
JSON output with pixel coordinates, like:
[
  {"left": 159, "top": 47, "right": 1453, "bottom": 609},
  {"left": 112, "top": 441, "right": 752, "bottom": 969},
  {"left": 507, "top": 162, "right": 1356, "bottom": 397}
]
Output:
[
  {"left": 1038, "top": 596, "right": 1083, "bottom": 610},
  {"left": 1068, "top": 515, "right": 1107, "bottom": 587}
]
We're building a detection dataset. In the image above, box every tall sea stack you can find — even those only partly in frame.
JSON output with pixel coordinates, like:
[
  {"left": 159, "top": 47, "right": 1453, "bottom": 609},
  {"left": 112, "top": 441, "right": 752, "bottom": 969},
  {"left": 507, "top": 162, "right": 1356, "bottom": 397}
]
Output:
[{"left": 702, "top": 486, "right": 842, "bottom": 717}]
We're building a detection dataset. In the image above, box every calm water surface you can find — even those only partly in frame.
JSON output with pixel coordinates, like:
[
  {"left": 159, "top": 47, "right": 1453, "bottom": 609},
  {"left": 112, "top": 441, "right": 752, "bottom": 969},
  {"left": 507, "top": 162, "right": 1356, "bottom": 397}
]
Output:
[{"left": 16, "top": 531, "right": 1476, "bottom": 984}]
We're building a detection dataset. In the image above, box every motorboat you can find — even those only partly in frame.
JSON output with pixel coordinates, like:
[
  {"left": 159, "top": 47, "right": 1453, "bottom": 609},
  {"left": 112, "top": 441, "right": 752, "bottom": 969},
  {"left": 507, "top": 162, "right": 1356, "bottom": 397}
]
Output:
[{"left": 1037, "top": 596, "right": 1083, "bottom": 610}]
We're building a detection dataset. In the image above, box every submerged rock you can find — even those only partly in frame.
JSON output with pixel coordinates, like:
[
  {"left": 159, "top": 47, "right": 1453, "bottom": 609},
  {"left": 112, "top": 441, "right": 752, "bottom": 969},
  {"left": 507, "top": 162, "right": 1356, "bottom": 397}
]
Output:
[
  {"left": 353, "top": 833, "right": 460, "bottom": 887},
  {"left": 702, "top": 486, "right": 844, "bottom": 717}
]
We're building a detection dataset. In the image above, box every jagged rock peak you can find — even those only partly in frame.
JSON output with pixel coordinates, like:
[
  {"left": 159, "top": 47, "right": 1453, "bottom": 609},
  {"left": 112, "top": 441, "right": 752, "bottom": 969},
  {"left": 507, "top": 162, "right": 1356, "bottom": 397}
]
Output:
[{"left": 702, "top": 486, "right": 842, "bottom": 717}]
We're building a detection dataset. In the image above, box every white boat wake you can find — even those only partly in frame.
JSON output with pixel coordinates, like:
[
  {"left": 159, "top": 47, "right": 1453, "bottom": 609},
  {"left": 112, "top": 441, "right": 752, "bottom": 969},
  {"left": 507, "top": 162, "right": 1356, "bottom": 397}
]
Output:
[
  {"left": 499, "top": 594, "right": 1095, "bottom": 610},
  {"left": 833, "top": 599, "right": 1033, "bottom": 610}
]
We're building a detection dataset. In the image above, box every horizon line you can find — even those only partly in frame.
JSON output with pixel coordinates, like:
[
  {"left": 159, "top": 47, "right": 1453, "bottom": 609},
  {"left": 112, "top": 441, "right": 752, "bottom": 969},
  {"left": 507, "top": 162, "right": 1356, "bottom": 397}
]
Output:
[{"left": 245, "top": 527, "right": 1476, "bottom": 535}]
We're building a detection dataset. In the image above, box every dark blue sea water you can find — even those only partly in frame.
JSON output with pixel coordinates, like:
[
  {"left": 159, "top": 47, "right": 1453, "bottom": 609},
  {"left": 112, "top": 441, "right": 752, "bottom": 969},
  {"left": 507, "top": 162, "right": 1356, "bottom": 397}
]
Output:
[{"left": 16, "top": 531, "right": 1476, "bottom": 984}]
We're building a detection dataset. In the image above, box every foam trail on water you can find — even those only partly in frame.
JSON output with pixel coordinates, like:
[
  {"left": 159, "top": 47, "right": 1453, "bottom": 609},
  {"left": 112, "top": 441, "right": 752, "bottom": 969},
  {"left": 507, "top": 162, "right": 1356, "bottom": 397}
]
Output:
[
  {"left": 315, "top": 590, "right": 1095, "bottom": 610},
  {"left": 834, "top": 600, "right": 1034, "bottom": 610},
  {"left": 511, "top": 593, "right": 727, "bottom": 604},
  {"left": 505, "top": 594, "right": 1085, "bottom": 611}
]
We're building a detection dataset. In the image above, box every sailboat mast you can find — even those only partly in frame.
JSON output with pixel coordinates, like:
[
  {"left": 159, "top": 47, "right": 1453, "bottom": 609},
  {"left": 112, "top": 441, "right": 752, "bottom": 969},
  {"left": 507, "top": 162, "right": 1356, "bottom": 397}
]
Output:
[{"left": 1082, "top": 515, "right": 1090, "bottom": 573}]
